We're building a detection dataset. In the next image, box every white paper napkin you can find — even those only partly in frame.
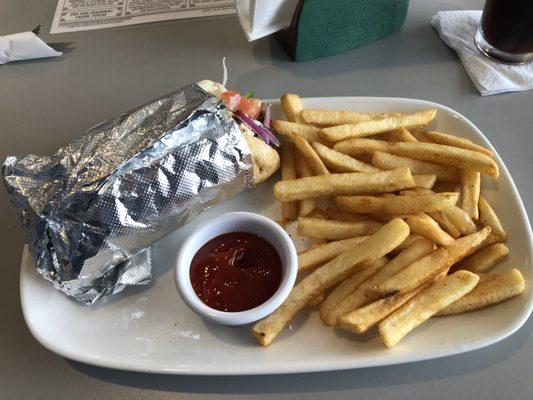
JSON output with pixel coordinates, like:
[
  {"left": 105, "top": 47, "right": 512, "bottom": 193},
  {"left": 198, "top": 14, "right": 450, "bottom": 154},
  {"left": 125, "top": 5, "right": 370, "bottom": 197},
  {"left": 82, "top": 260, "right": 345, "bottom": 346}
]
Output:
[
  {"left": 236, "top": 0, "right": 299, "bottom": 41},
  {"left": 0, "top": 31, "right": 62, "bottom": 65},
  {"left": 432, "top": 11, "right": 533, "bottom": 96}
]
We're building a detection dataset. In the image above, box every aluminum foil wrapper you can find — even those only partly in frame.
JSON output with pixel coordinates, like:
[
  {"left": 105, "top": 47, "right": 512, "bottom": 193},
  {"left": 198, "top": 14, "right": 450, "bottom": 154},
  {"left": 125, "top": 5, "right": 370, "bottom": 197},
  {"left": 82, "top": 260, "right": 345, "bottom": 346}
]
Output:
[{"left": 3, "top": 84, "right": 254, "bottom": 304}]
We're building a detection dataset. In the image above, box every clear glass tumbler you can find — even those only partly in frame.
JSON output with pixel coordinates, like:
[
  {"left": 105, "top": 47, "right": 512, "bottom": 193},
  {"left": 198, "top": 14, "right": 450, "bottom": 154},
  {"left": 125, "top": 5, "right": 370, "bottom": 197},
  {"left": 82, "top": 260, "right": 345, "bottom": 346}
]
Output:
[{"left": 474, "top": 0, "right": 533, "bottom": 64}]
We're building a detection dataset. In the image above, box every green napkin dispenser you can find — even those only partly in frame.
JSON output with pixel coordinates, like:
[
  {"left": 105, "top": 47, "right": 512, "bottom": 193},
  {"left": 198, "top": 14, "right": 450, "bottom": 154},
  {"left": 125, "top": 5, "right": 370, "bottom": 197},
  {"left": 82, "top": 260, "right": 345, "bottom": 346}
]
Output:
[{"left": 277, "top": 0, "right": 409, "bottom": 61}]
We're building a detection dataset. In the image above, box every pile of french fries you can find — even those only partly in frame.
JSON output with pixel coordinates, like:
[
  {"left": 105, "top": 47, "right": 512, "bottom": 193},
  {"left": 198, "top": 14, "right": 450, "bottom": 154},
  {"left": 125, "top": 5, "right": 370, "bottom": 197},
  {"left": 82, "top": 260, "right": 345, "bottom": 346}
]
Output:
[{"left": 252, "top": 94, "right": 525, "bottom": 348}]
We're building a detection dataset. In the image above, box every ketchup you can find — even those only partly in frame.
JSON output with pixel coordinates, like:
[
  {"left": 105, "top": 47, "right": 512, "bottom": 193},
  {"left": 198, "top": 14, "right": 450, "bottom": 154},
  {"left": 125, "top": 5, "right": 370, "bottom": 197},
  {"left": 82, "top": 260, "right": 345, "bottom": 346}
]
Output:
[{"left": 189, "top": 232, "right": 282, "bottom": 312}]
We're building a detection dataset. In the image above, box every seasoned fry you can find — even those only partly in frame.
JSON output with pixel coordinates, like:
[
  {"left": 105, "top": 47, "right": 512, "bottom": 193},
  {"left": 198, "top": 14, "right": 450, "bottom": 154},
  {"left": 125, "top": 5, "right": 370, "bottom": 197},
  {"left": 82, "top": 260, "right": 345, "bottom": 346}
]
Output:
[
  {"left": 335, "top": 192, "right": 459, "bottom": 215},
  {"left": 298, "top": 236, "right": 369, "bottom": 273},
  {"left": 325, "top": 207, "right": 377, "bottom": 223},
  {"left": 373, "top": 227, "right": 490, "bottom": 296},
  {"left": 298, "top": 218, "right": 383, "bottom": 240},
  {"left": 319, "top": 110, "right": 436, "bottom": 142},
  {"left": 424, "top": 131, "right": 494, "bottom": 158},
  {"left": 274, "top": 168, "right": 415, "bottom": 202},
  {"left": 301, "top": 109, "right": 403, "bottom": 126},
  {"left": 312, "top": 142, "right": 380, "bottom": 173},
  {"left": 281, "top": 93, "right": 305, "bottom": 123},
  {"left": 321, "top": 238, "right": 434, "bottom": 326},
  {"left": 442, "top": 205, "right": 477, "bottom": 235},
  {"left": 285, "top": 132, "right": 329, "bottom": 175},
  {"left": 427, "top": 211, "right": 461, "bottom": 239},
  {"left": 403, "top": 213, "right": 455, "bottom": 246},
  {"left": 437, "top": 268, "right": 525, "bottom": 315},
  {"left": 252, "top": 219, "right": 410, "bottom": 346},
  {"left": 413, "top": 174, "right": 437, "bottom": 189},
  {"left": 318, "top": 256, "right": 389, "bottom": 325},
  {"left": 379, "top": 127, "right": 419, "bottom": 143},
  {"left": 460, "top": 170, "right": 481, "bottom": 220},
  {"left": 378, "top": 270, "right": 479, "bottom": 347},
  {"left": 409, "top": 130, "right": 433, "bottom": 142},
  {"left": 478, "top": 196, "right": 507, "bottom": 241},
  {"left": 308, "top": 292, "right": 326, "bottom": 306},
  {"left": 339, "top": 282, "right": 431, "bottom": 334},
  {"left": 371, "top": 152, "right": 459, "bottom": 183},
  {"left": 280, "top": 141, "right": 298, "bottom": 221},
  {"left": 295, "top": 153, "right": 315, "bottom": 217},
  {"left": 335, "top": 139, "right": 499, "bottom": 178},
  {"left": 453, "top": 243, "right": 509, "bottom": 273},
  {"left": 308, "top": 208, "right": 328, "bottom": 247},
  {"left": 272, "top": 120, "right": 324, "bottom": 144},
  {"left": 392, "top": 234, "right": 424, "bottom": 253}
]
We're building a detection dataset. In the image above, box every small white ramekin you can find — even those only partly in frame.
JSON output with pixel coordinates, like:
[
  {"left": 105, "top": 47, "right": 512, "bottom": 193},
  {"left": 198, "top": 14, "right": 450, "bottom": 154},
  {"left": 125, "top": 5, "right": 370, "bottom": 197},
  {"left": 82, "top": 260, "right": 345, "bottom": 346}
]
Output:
[{"left": 174, "top": 212, "right": 297, "bottom": 326}]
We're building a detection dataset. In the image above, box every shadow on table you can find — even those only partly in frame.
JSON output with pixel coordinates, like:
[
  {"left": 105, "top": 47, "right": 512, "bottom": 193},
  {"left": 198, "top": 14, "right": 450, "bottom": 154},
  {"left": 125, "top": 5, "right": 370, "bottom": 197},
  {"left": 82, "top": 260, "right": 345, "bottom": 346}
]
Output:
[{"left": 69, "top": 313, "right": 532, "bottom": 395}]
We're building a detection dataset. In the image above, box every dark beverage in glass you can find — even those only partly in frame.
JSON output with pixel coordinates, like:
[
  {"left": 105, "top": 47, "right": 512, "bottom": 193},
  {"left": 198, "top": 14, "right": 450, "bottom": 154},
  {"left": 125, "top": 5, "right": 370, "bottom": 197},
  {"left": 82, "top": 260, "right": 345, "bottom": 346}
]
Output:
[{"left": 475, "top": 0, "right": 533, "bottom": 64}]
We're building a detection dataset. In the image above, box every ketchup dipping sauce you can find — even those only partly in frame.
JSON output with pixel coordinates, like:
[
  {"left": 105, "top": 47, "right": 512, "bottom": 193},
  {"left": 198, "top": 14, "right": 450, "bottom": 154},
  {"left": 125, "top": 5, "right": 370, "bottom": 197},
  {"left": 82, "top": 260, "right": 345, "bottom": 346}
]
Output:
[{"left": 189, "top": 232, "right": 283, "bottom": 312}]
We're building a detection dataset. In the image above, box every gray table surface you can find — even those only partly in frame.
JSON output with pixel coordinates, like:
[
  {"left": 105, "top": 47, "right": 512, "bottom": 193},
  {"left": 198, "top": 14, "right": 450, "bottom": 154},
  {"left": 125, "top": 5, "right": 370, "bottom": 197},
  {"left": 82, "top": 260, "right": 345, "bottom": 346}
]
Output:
[{"left": 1, "top": 0, "right": 533, "bottom": 399}]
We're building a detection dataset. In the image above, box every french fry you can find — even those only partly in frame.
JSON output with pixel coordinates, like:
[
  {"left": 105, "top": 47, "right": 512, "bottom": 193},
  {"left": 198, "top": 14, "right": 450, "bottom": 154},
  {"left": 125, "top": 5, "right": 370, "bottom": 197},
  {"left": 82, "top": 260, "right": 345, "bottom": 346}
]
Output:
[
  {"left": 285, "top": 132, "right": 329, "bottom": 175},
  {"left": 325, "top": 207, "right": 377, "bottom": 223},
  {"left": 308, "top": 208, "right": 328, "bottom": 248},
  {"left": 437, "top": 268, "right": 525, "bottom": 315},
  {"left": 274, "top": 168, "right": 415, "bottom": 201},
  {"left": 427, "top": 211, "right": 461, "bottom": 239},
  {"left": 453, "top": 243, "right": 509, "bottom": 273},
  {"left": 272, "top": 120, "right": 325, "bottom": 144},
  {"left": 335, "top": 192, "right": 459, "bottom": 215},
  {"left": 339, "top": 282, "right": 431, "bottom": 334},
  {"left": 252, "top": 219, "right": 410, "bottom": 346},
  {"left": 295, "top": 153, "right": 315, "bottom": 217},
  {"left": 308, "top": 291, "right": 326, "bottom": 306},
  {"left": 432, "top": 182, "right": 459, "bottom": 192},
  {"left": 321, "top": 238, "right": 434, "bottom": 326},
  {"left": 413, "top": 174, "right": 437, "bottom": 189},
  {"left": 281, "top": 93, "right": 305, "bottom": 123},
  {"left": 301, "top": 109, "right": 403, "bottom": 126},
  {"left": 409, "top": 130, "right": 433, "bottom": 142},
  {"left": 378, "top": 270, "right": 479, "bottom": 347},
  {"left": 392, "top": 234, "right": 424, "bottom": 253},
  {"left": 424, "top": 131, "right": 494, "bottom": 158},
  {"left": 373, "top": 227, "right": 490, "bottom": 296},
  {"left": 298, "top": 218, "right": 384, "bottom": 240},
  {"left": 335, "top": 139, "right": 499, "bottom": 178},
  {"left": 312, "top": 142, "right": 381, "bottom": 173},
  {"left": 460, "top": 170, "right": 481, "bottom": 220},
  {"left": 280, "top": 141, "right": 298, "bottom": 221},
  {"left": 318, "top": 256, "right": 390, "bottom": 325},
  {"left": 442, "top": 205, "right": 477, "bottom": 235},
  {"left": 379, "top": 127, "right": 419, "bottom": 143},
  {"left": 371, "top": 152, "right": 459, "bottom": 183},
  {"left": 319, "top": 110, "right": 436, "bottom": 142},
  {"left": 478, "top": 196, "right": 507, "bottom": 241},
  {"left": 298, "top": 236, "right": 369, "bottom": 273},
  {"left": 403, "top": 213, "right": 455, "bottom": 246}
]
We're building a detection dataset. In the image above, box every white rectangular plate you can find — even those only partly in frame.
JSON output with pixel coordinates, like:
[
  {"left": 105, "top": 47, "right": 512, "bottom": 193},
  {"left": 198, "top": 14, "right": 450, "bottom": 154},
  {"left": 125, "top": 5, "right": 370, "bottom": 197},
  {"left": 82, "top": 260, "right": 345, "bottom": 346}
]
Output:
[{"left": 20, "top": 97, "right": 533, "bottom": 375}]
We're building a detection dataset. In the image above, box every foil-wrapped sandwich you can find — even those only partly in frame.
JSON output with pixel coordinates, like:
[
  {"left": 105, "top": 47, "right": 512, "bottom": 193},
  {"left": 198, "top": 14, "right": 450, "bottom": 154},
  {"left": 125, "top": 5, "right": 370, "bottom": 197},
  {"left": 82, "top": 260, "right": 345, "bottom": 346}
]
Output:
[{"left": 3, "top": 82, "right": 280, "bottom": 304}]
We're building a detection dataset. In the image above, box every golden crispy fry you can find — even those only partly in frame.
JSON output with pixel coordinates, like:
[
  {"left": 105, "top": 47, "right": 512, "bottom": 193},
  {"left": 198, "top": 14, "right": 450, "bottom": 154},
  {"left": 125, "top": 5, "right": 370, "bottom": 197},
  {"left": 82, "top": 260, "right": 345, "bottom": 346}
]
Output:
[
  {"left": 392, "top": 234, "right": 424, "bottom": 253},
  {"left": 339, "top": 282, "right": 431, "bottom": 334},
  {"left": 280, "top": 141, "right": 298, "bottom": 221},
  {"left": 285, "top": 132, "right": 329, "bottom": 175},
  {"left": 478, "top": 196, "right": 507, "bottom": 241},
  {"left": 319, "top": 110, "right": 436, "bottom": 142},
  {"left": 272, "top": 120, "right": 324, "bottom": 144},
  {"left": 325, "top": 207, "right": 377, "bottom": 223},
  {"left": 413, "top": 174, "right": 437, "bottom": 189},
  {"left": 437, "top": 268, "right": 525, "bottom": 315},
  {"left": 424, "top": 131, "right": 494, "bottom": 157},
  {"left": 274, "top": 168, "right": 415, "bottom": 202},
  {"left": 295, "top": 153, "right": 315, "bottom": 217},
  {"left": 432, "top": 182, "right": 459, "bottom": 192},
  {"left": 399, "top": 188, "right": 434, "bottom": 195},
  {"left": 335, "top": 192, "right": 459, "bottom": 215},
  {"left": 298, "top": 218, "right": 384, "bottom": 240},
  {"left": 300, "top": 109, "right": 403, "bottom": 126},
  {"left": 312, "top": 142, "right": 381, "bottom": 173},
  {"left": 373, "top": 227, "right": 490, "bottom": 296},
  {"left": 318, "top": 257, "right": 389, "bottom": 325},
  {"left": 308, "top": 208, "right": 328, "bottom": 247},
  {"left": 378, "top": 270, "right": 479, "bottom": 347},
  {"left": 308, "top": 291, "right": 326, "bottom": 306},
  {"left": 453, "top": 243, "right": 509, "bottom": 273},
  {"left": 321, "top": 238, "right": 434, "bottom": 326},
  {"left": 298, "top": 236, "right": 369, "bottom": 273},
  {"left": 409, "top": 130, "right": 433, "bottom": 142},
  {"left": 335, "top": 139, "right": 499, "bottom": 178},
  {"left": 281, "top": 93, "right": 305, "bottom": 124},
  {"left": 252, "top": 219, "right": 410, "bottom": 346},
  {"left": 427, "top": 211, "right": 461, "bottom": 239},
  {"left": 460, "top": 170, "right": 481, "bottom": 220},
  {"left": 442, "top": 205, "right": 477, "bottom": 235},
  {"left": 371, "top": 152, "right": 459, "bottom": 183},
  {"left": 403, "top": 213, "right": 455, "bottom": 246},
  {"left": 379, "top": 127, "right": 419, "bottom": 143}
]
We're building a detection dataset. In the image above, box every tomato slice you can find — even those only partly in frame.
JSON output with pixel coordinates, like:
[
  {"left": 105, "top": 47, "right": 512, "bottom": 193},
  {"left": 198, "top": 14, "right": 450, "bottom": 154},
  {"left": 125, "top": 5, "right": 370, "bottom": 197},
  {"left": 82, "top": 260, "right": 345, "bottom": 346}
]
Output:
[
  {"left": 220, "top": 91, "right": 242, "bottom": 112},
  {"left": 239, "top": 97, "right": 262, "bottom": 120}
]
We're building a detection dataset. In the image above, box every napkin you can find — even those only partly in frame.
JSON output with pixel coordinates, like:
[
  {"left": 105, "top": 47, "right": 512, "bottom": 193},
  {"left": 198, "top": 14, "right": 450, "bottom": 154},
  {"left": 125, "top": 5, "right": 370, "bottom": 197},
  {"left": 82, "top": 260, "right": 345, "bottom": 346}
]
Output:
[
  {"left": 236, "top": 0, "right": 299, "bottom": 41},
  {"left": 432, "top": 11, "right": 533, "bottom": 96},
  {"left": 0, "top": 31, "right": 62, "bottom": 65}
]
